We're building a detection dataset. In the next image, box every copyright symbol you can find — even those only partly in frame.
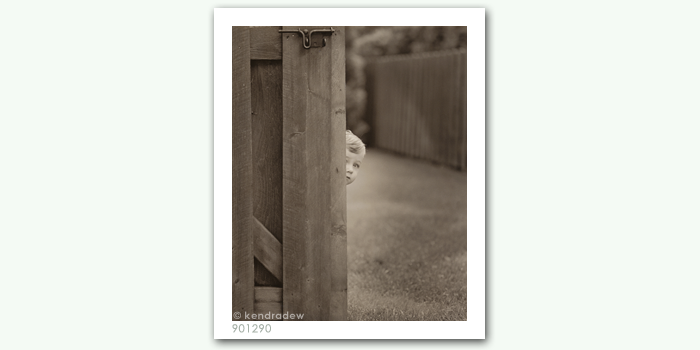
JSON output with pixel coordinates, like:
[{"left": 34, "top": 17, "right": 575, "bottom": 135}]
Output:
[{"left": 233, "top": 312, "right": 241, "bottom": 319}]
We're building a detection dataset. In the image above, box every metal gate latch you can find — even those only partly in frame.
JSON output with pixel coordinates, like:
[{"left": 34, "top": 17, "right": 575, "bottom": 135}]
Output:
[{"left": 278, "top": 27, "right": 335, "bottom": 49}]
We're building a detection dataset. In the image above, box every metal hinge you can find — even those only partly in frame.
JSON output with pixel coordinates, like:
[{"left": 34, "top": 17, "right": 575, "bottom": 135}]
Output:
[{"left": 278, "top": 27, "right": 335, "bottom": 49}]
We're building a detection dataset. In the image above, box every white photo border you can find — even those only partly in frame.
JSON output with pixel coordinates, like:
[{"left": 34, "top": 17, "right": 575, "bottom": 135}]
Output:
[{"left": 214, "top": 8, "right": 485, "bottom": 339}]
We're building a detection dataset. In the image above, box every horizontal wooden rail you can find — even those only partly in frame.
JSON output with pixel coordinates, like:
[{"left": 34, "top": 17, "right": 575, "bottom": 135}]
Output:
[{"left": 254, "top": 287, "right": 282, "bottom": 317}]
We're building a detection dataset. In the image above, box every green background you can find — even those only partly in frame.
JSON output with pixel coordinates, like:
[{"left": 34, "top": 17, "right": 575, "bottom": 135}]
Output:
[{"left": 2, "top": 0, "right": 699, "bottom": 349}]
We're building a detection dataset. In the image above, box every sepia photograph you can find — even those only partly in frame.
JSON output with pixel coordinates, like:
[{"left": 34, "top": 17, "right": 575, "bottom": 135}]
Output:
[{"left": 214, "top": 9, "right": 485, "bottom": 339}]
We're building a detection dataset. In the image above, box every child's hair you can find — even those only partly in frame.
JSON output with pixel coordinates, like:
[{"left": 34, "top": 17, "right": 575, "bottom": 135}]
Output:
[{"left": 346, "top": 130, "right": 366, "bottom": 156}]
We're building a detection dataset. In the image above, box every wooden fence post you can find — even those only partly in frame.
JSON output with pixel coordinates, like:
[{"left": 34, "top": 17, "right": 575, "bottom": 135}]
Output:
[
  {"left": 232, "top": 26, "right": 254, "bottom": 318},
  {"left": 232, "top": 26, "right": 346, "bottom": 321}
]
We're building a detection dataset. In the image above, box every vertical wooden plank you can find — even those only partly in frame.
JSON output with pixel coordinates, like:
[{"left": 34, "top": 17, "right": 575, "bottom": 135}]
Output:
[
  {"left": 379, "top": 59, "right": 389, "bottom": 151},
  {"left": 370, "top": 61, "right": 380, "bottom": 148},
  {"left": 375, "top": 59, "right": 386, "bottom": 151},
  {"left": 408, "top": 57, "right": 420, "bottom": 157},
  {"left": 232, "top": 26, "right": 254, "bottom": 319},
  {"left": 437, "top": 54, "right": 449, "bottom": 165},
  {"left": 329, "top": 27, "right": 347, "bottom": 321},
  {"left": 448, "top": 52, "right": 457, "bottom": 167},
  {"left": 404, "top": 58, "right": 411, "bottom": 157},
  {"left": 424, "top": 53, "right": 435, "bottom": 163},
  {"left": 391, "top": 58, "right": 399, "bottom": 154},
  {"left": 400, "top": 56, "right": 411, "bottom": 155},
  {"left": 378, "top": 59, "right": 389, "bottom": 151},
  {"left": 251, "top": 60, "right": 284, "bottom": 287},
  {"left": 447, "top": 52, "right": 458, "bottom": 168},
  {"left": 398, "top": 57, "right": 406, "bottom": 157},
  {"left": 409, "top": 56, "right": 420, "bottom": 159},
  {"left": 460, "top": 49, "right": 468, "bottom": 171},
  {"left": 424, "top": 54, "right": 436, "bottom": 163},
  {"left": 391, "top": 58, "right": 401, "bottom": 153},
  {"left": 453, "top": 50, "right": 464, "bottom": 169},
  {"left": 417, "top": 54, "right": 427, "bottom": 162},
  {"left": 454, "top": 51, "right": 462, "bottom": 168},
  {"left": 305, "top": 32, "right": 332, "bottom": 321},
  {"left": 402, "top": 57, "right": 411, "bottom": 157},
  {"left": 385, "top": 58, "right": 395, "bottom": 153},
  {"left": 282, "top": 26, "right": 336, "bottom": 320},
  {"left": 386, "top": 59, "right": 395, "bottom": 152},
  {"left": 394, "top": 58, "right": 399, "bottom": 154},
  {"left": 368, "top": 61, "right": 379, "bottom": 148},
  {"left": 398, "top": 58, "right": 405, "bottom": 154},
  {"left": 441, "top": 53, "right": 450, "bottom": 166},
  {"left": 434, "top": 53, "right": 444, "bottom": 164},
  {"left": 282, "top": 26, "right": 307, "bottom": 319},
  {"left": 427, "top": 53, "right": 435, "bottom": 163},
  {"left": 437, "top": 53, "right": 449, "bottom": 166},
  {"left": 364, "top": 61, "right": 376, "bottom": 147}
]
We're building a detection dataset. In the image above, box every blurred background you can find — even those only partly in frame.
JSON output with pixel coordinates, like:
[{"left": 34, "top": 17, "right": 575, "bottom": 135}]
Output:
[
  {"left": 344, "top": 27, "right": 470, "bottom": 320},
  {"left": 346, "top": 28, "right": 468, "bottom": 144}
]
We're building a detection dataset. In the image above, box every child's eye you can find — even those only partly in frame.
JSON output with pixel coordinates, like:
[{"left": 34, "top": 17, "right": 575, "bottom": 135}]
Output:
[{"left": 354, "top": 164, "right": 360, "bottom": 169}]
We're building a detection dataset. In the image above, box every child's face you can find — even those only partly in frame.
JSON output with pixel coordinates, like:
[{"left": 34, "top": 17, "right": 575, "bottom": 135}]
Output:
[{"left": 346, "top": 149, "right": 364, "bottom": 185}]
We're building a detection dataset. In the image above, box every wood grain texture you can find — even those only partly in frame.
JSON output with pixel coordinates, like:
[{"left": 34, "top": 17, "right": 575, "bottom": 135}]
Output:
[
  {"left": 232, "top": 26, "right": 254, "bottom": 318},
  {"left": 254, "top": 287, "right": 282, "bottom": 302},
  {"left": 250, "top": 26, "right": 282, "bottom": 60},
  {"left": 282, "top": 26, "right": 337, "bottom": 321},
  {"left": 282, "top": 26, "right": 307, "bottom": 319},
  {"left": 253, "top": 259, "right": 279, "bottom": 287},
  {"left": 302, "top": 27, "right": 331, "bottom": 321},
  {"left": 254, "top": 287, "right": 283, "bottom": 319},
  {"left": 250, "top": 59, "right": 283, "bottom": 287},
  {"left": 253, "top": 217, "right": 283, "bottom": 282},
  {"left": 251, "top": 60, "right": 283, "bottom": 243},
  {"left": 329, "top": 26, "right": 347, "bottom": 321},
  {"left": 253, "top": 302, "right": 283, "bottom": 316}
]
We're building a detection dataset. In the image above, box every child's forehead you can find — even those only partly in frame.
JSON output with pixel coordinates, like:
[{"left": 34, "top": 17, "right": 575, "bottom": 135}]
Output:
[
  {"left": 346, "top": 149, "right": 364, "bottom": 159},
  {"left": 348, "top": 154, "right": 364, "bottom": 163}
]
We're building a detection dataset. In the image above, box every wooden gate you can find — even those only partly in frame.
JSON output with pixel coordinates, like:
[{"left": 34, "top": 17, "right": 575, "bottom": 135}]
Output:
[{"left": 232, "top": 26, "right": 346, "bottom": 321}]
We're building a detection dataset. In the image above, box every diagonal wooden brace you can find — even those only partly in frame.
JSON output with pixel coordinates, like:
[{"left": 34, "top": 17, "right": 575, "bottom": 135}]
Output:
[{"left": 253, "top": 217, "right": 283, "bottom": 282}]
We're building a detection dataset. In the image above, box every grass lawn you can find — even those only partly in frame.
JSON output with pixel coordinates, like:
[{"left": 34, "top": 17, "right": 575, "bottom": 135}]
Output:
[{"left": 347, "top": 149, "right": 468, "bottom": 321}]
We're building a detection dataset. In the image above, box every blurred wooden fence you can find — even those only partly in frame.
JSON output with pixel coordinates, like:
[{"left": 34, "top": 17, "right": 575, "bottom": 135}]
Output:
[
  {"left": 365, "top": 49, "right": 467, "bottom": 171},
  {"left": 232, "top": 26, "right": 347, "bottom": 321}
]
